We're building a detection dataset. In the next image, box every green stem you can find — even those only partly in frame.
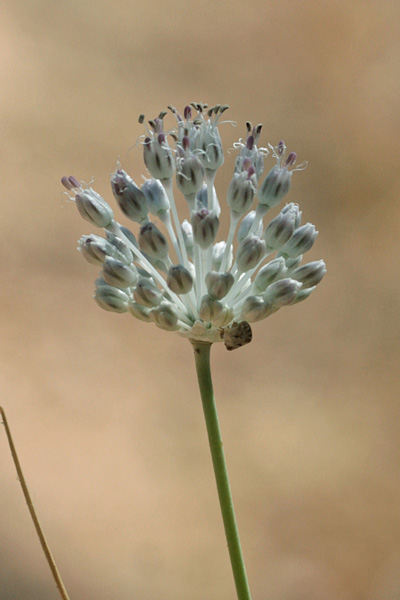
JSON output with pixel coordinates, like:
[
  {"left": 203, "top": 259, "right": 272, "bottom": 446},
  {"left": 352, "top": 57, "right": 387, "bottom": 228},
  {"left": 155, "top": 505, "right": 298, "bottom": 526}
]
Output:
[{"left": 191, "top": 341, "right": 252, "bottom": 600}]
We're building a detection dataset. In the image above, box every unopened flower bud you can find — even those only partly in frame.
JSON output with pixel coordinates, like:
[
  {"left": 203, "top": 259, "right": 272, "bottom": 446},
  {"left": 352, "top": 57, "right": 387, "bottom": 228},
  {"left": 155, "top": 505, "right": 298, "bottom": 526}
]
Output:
[
  {"left": 141, "top": 178, "right": 170, "bottom": 218},
  {"left": 212, "top": 241, "right": 232, "bottom": 271},
  {"left": 139, "top": 222, "right": 169, "bottom": 260},
  {"left": 263, "top": 209, "right": 296, "bottom": 251},
  {"left": 94, "top": 283, "right": 129, "bottom": 313},
  {"left": 167, "top": 265, "right": 193, "bottom": 294},
  {"left": 105, "top": 231, "right": 135, "bottom": 263},
  {"left": 281, "top": 202, "right": 302, "bottom": 228},
  {"left": 291, "top": 260, "right": 327, "bottom": 288},
  {"left": 199, "top": 295, "right": 224, "bottom": 321},
  {"left": 75, "top": 189, "right": 114, "bottom": 228},
  {"left": 150, "top": 302, "right": 179, "bottom": 331},
  {"left": 290, "top": 286, "right": 316, "bottom": 304},
  {"left": 78, "top": 234, "right": 116, "bottom": 265},
  {"left": 237, "top": 210, "right": 263, "bottom": 244},
  {"left": 111, "top": 170, "right": 148, "bottom": 223},
  {"left": 191, "top": 209, "right": 219, "bottom": 250},
  {"left": 253, "top": 257, "right": 287, "bottom": 292},
  {"left": 143, "top": 130, "right": 175, "bottom": 180},
  {"left": 279, "top": 223, "right": 318, "bottom": 258},
  {"left": 128, "top": 301, "right": 152, "bottom": 322},
  {"left": 103, "top": 257, "right": 138, "bottom": 289},
  {"left": 176, "top": 152, "right": 205, "bottom": 198},
  {"left": 227, "top": 171, "right": 257, "bottom": 217},
  {"left": 205, "top": 271, "right": 234, "bottom": 300},
  {"left": 258, "top": 166, "right": 292, "bottom": 208},
  {"left": 240, "top": 296, "right": 276, "bottom": 322},
  {"left": 236, "top": 236, "right": 266, "bottom": 272},
  {"left": 195, "top": 127, "right": 224, "bottom": 173},
  {"left": 212, "top": 307, "right": 234, "bottom": 328},
  {"left": 133, "top": 277, "right": 163, "bottom": 307},
  {"left": 264, "top": 278, "right": 302, "bottom": 306},
  {"left": 181, "top": 219, "right": 194, "bottom": 257}
]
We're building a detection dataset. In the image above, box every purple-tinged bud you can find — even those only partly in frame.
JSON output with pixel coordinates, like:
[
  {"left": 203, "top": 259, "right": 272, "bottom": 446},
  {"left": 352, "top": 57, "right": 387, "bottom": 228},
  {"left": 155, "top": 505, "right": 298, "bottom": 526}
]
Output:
[
  {"left": 128, "top": 301, "right": 152, "bottom": 322},
  {"left": 227, "top": 171, "right": 257, "bottom": 217},
  {"left": 263, "top": 208, "right": 296, "bottom": 252},
  {"left": 237, "top": 211, "right": 263, "bottom": 244},
  {"left": 176, "top": 155, "right": 205, "bottom": 198},
  {"left": 240, "top": 296, "right": 277, "bottom": 323},
  {"left": 222, "top": 321, "right": 252, "bottom": 351},
  {"left": 141, "top": 178, "right": 170, "bottom": 218},
  {"left": 258, "top": 166, "right": 292, "bottom": 208},
  {"left": 75, "top": 188, "right": 114, "bottom": 228},
  {"left": 143, "top": 133, "right": 175, "bottom": 180},
  {"left": 191, "top": 209, "right": 219, "bottom": 250},
  {"left": 150, "top": 302, "right": 179, "bottom": 331},
  {"left": 139, "top": 222, "right": 169, "bottom": 260},
  {"left": 78, "top": 234, "right": 117, "bottom": 266},
  {"left": 133, "top": 277, "right": 163, "bottom": 307},
  {"left": 102, "top": 257, "right": 138, "bottom": 289},
  {"left": 290, "top": 260, "right": 326, "bottom": 288},
  {"left": 105, "top": 231, "right": 135, "bottom": 263},
  {"left": 279, "top": 223, "right": 318, "bottom": 258},
  {"left": 199, "top": 294, "right": 224, "bottom": 322},
  {"left": 236, "top": 236, "right": 266, "bottom": 272},
  {"left": 94, "top": 283, "right": 129, "bottom": 313},
  {"left": 111, "top": 170, "right": 148, "bottom": 223},
  {"left": 167, "top": 265, "right": 193, "bottom": 294},
  {"left": 205, "top": 271, "right": 234, "bottom": 300},
  {"left": 253, "top": 257, "right": 287, "bottom": 292},
  {"left": 264, "top": 278, "right": 302, "bottom": 306}
]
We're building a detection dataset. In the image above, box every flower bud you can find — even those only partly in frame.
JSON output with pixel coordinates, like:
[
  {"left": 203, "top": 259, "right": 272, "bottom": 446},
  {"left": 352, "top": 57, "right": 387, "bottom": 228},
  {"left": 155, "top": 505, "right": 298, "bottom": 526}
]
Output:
[
  {"left": 111, "top": 169, "right": 149, "bottom": 223},
  {"left": 253, "top": 257, "right": 287, "bottom": 292},
  {"left": 94, "top": 283, "right": 129, "bottom": 313},
  {"left": 227, "top": 171, "right": 256, "bottom": 217},
  {"left": 264, "top": 278, "right": 302, "bottom": 306},
  {"left": 263, "top": 209, "right": 296, "bottom": 252},
  {"left": 167, "top": 265, "right": 193, "bottom": 294},
  {"left": 258, "top": 166, "right": 292, "bottom": 208},
  {"left": 236, "top": 236, "right": 266, "bottom": 272},
  {"left": 78, "top": 234, "right": 116, "bottom": 266},
  {"left": 212, "top": 241, "right": 232, "bottom": 271},
  {"left": 143, "top": 123, "right": 175, "bottom": 180},
  {"left": 237, "top": 210, "right": 263, "bottom": 244},
  {"left": 102, "top": 257, "right": 138, "bottom": 289},
  {"left": 105, "top": 231, "right": 135, "bottom": 263},
  {"left": 195, "top": 126, "right": 224, "bottom": 173},
  {"left": 279, "top": 223, "right": 318, "bottom": 258},
  {"left": 240, "top": 296, "right": 277, "bottom": 323},
  {"left": 128, "top": 301, "right": 152, "bottom": 322},
  {"left": 191, "top": 209, "right": 219, "bottom": 250},
  {"left": 75, "top": 189, "right": 114, "bottom": 228},
  {"left": 290, "top": 260, "right": 326, "bottom": 288},
  {"left": 199, "top": 295, "right": 224, "bottom": 321},
  {"left": 281, "top": 202, "right": 302, "bottom": 228},
  {"left": 141, "top": 178, "right": 170, "bottom": 218},
  {"left": 176, "top": 153, "right": 205, "bottom": 198},
  {"left": 212, "top": 307, "right": 234, "bottom": 328},
  {"left": 205, "top": 271, "right": 234, "bottom": 300},
  {"left": 139, "top": 222, "right": 169, "bottom": 260},
  {"left": 133, "top": 277, "right": 163, "bottom": 307},
  {"left": 181, "top": 219, "right": 194, "bottom": 258},
  {"left": 289, "top": 286, "right": 316, "bottom": 304},
  {"left": 150, "top": 302, "right": 179, "bottom": 331}
]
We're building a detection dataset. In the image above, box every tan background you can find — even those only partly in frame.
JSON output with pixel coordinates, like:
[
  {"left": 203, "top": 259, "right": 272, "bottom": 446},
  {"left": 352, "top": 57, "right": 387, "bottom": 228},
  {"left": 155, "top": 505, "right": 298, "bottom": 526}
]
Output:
[{"left": 1, "top": 1, "right": 400, "bottom": 599}]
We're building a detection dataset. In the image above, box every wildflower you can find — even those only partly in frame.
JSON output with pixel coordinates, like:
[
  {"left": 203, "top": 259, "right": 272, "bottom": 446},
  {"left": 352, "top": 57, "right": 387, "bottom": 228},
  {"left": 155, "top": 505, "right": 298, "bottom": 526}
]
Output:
[{"left": 62, "top": 103, "right": 325, "bottom": 349}]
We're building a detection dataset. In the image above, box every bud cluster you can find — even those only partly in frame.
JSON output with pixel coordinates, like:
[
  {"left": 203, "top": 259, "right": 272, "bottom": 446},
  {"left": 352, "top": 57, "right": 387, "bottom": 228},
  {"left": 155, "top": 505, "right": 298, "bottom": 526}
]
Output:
[{"left": 63, "top": 103, "right": 325, "bottom": 349}]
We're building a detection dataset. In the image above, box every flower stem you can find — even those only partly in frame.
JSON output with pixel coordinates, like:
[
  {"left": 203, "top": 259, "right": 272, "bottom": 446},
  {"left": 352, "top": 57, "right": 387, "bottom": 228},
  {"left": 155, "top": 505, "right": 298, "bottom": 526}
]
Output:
[
  {"left": 191, "top": 342, "right": 252, "bottom": 600},
  {"left": 0, "top": 406, "right": 71, "bottom": 600}
]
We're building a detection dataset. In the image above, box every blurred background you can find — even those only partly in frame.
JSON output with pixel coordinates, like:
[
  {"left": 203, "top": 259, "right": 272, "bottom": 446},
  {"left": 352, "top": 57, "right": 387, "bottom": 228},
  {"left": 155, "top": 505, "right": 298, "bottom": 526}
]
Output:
[{"left": 1, "top": 1, "right": 399, "bottom": 599}]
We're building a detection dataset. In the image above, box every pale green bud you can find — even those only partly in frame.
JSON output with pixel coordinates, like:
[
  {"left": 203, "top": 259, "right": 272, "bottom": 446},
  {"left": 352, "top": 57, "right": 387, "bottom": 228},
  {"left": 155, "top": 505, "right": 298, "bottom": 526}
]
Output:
[
  {"left": 290, "top": 260, "right": 327, "bottom": 288},
  {"left": 199, "top": 295, "right": 224, "bottom": 321},
  {"left": 236, "top": 236, "right": 266, "bottom": 272},
  {"left": 205, "top": 271, "right": 234, "bottom": 300},
  {"left": 133, "top": 277, "right": 163, "bottom": 307},
  {"left": 139, "top": 222, "right": 169, "bottom": 260},
  {"left": 102, "top": 258, "right": 138, "bottom": 289},
  {"left": 75, "top": 188, "right": 114, "bottom": 228},
  {"left": 253, "top": 257, "right": 287, "bottom": 293},
  {"left": 150, "top": 302, "right": 179, "bottom": 331},
  {"left": 94, "top": 283, "right": 129, "bottom": 313},
  {"left": 167, "top": 265, "right": 193, "bottom": 294},
  {"left": 264, "top": 278, "right": 302, "bottom": 306}
]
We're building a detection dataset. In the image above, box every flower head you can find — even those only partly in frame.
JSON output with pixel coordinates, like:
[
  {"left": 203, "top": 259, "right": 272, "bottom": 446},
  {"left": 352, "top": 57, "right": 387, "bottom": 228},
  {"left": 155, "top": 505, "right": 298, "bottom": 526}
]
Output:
[{"left": 63, "top": 103, "right": 325, "bottom": 350}]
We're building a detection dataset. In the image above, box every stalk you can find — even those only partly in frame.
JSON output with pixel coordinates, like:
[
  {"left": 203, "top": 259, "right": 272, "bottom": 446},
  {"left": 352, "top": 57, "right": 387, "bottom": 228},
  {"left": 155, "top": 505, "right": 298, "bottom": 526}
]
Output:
[{"left": 191, "top": 342, "right": 252, "bottom": 600}]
